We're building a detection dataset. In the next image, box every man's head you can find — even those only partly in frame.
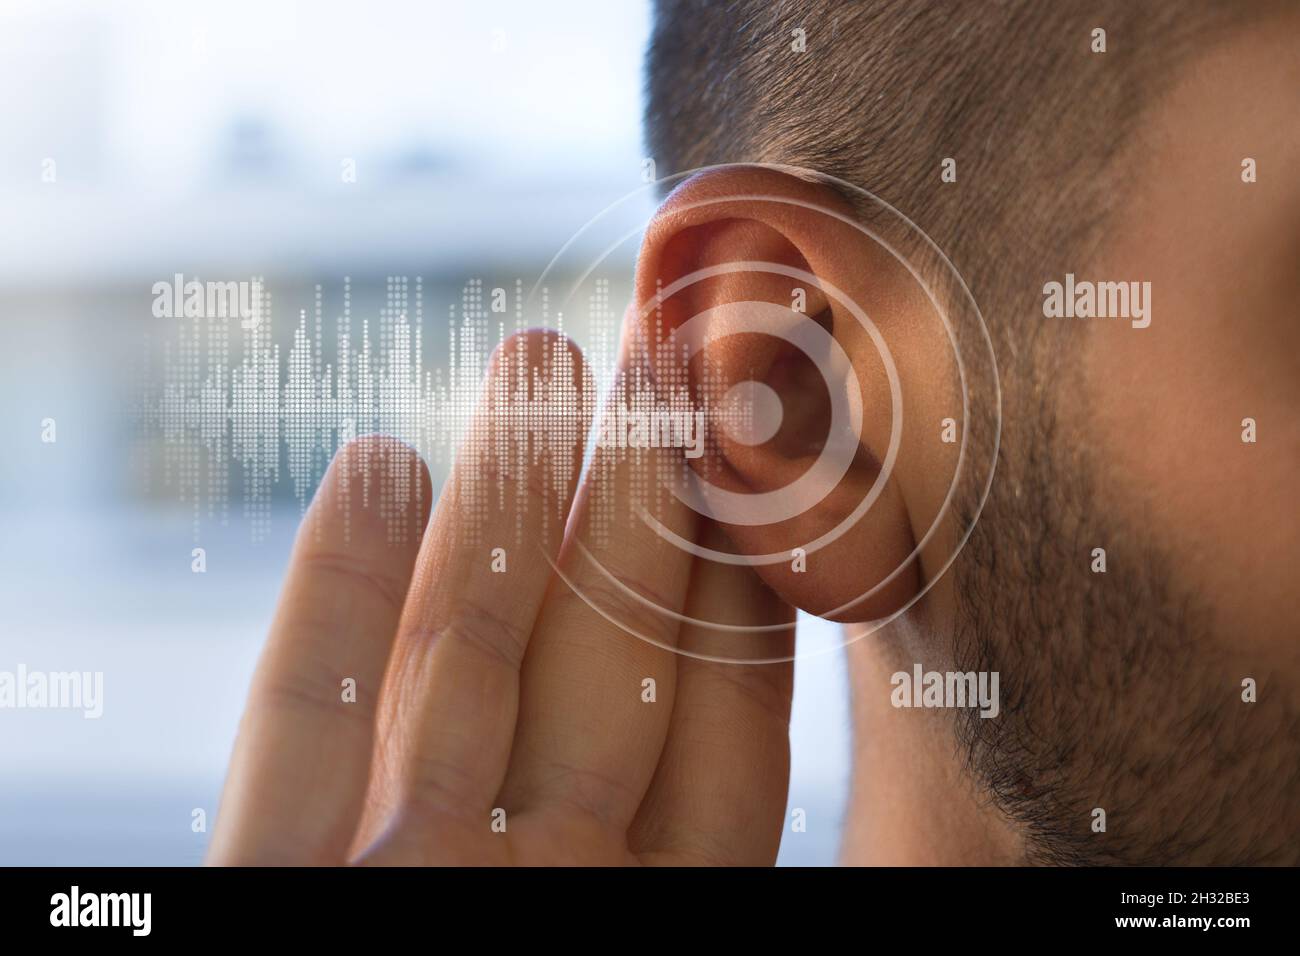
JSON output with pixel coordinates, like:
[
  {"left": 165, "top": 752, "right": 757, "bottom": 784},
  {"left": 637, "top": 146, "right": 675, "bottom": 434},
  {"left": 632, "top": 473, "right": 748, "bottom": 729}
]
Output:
[{"left": 638, "top": 1, "right": 1299, "bottom": 863}]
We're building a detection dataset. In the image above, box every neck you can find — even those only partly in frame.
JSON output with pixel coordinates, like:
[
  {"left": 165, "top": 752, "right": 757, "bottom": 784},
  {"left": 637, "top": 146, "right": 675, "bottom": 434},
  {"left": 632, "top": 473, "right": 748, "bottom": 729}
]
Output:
[{"left": 837, "top": 616, "right": 1022, "bottom": 865}]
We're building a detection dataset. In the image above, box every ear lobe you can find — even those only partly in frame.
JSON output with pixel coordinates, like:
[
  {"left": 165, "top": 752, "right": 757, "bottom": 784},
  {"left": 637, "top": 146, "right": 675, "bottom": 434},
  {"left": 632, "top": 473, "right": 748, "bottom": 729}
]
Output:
[{"left": 629, "top": 167, "right": 931, "bottom": 622}]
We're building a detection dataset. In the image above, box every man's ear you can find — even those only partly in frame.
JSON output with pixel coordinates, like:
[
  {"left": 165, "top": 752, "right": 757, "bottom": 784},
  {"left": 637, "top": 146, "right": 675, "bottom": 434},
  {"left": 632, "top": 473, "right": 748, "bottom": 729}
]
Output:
[{"left": 631, "top": 166, "right": 962, "bottom": 623}]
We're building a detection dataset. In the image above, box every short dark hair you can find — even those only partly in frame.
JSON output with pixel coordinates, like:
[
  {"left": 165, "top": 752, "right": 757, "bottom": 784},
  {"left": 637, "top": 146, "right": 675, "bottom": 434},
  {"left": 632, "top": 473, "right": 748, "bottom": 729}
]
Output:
[{"left": 647, "top": 1, "right": 1248, "bottom": 353}]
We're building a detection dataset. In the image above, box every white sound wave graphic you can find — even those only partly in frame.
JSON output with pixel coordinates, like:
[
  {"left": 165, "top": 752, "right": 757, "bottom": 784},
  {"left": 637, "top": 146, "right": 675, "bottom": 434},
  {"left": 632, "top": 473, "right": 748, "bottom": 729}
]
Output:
[{"left": 140, "top": 276, "right": 745, "bottom": 546}]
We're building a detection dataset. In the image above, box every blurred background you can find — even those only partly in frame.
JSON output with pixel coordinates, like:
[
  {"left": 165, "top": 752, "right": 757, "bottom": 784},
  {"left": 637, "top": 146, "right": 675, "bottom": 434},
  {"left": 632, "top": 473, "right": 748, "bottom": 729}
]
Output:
[{"left": 0, "top": 0, "right": 850, "bottom": 865}]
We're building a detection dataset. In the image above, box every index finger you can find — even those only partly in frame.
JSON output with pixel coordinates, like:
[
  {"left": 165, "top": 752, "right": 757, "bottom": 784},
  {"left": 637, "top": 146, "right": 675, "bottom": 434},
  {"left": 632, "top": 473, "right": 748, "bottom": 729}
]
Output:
[{"left": 496, "top": 349, "right": 700, "bottom": 832}]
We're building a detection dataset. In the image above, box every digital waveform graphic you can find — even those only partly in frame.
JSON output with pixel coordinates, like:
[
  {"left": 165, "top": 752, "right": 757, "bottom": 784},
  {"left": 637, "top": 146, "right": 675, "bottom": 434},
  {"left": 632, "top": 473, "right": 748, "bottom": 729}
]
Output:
[{"left": 139, "top": 276, "right": 748, "bottom": 546}]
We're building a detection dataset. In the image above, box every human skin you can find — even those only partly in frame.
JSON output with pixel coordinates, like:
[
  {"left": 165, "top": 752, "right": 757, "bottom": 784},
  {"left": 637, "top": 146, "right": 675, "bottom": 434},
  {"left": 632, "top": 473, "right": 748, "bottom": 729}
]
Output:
[
  {"left": 209, "top": 17, "right": 1297, "bottom": 867},
  {"left": 207, "top": 331, "right": 798, "bottom": 866},
  {"left": 839, "top": 19, "right": 1299, "bottom": 864}
]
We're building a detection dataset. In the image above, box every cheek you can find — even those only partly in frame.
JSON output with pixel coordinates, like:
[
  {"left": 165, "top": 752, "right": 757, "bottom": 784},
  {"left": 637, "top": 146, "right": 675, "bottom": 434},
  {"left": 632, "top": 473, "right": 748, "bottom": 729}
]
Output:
[
  {"left": 1080, "top": 275, "right": 1297, "bottom": 651},
  {"left": 1079, "top": 61, "right": 1300, "bottom": 653}
]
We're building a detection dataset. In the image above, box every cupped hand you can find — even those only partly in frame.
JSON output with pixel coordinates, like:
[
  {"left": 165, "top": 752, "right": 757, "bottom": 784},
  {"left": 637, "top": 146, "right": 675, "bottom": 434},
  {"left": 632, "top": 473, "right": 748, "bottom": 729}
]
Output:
[{"left": 206, "top": 330, "right": 795, "bottom": 866}]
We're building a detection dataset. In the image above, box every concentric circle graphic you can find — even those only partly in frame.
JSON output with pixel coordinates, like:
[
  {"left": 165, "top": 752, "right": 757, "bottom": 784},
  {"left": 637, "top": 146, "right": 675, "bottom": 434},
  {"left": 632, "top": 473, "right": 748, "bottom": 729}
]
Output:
[
  {"left": 666, "top": 296, "right": 867, "bottom": 529},
  {"left": 634, "top": 263, "right": 901, "bottom": 562},
  {"left": 721, "top": 380, "right": 781, "bottom": 446},
  {"left": 529, "top": 164, "right": 1001, "bottom": 664}
]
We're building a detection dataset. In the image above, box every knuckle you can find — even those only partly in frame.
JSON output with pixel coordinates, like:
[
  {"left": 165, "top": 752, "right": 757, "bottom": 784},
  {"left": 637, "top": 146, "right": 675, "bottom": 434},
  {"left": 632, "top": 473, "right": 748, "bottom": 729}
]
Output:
[
  {"left": 255, "top": 658, "right": 372, "bottom": 729},
  {"left": 403, "top": 598, "right": 528, "bottom": 672},
  {"left": 694, "top": 663, "right": 792, "bottom": 729},
  {"left": 297, "top": 548, "right": 410, "bottom": 616},
  {"left": 396, "top": 759, "right": 485, "bottom": 827},
  {"left": 575, "top": 570, "right": 681, "bottom": 648}
]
